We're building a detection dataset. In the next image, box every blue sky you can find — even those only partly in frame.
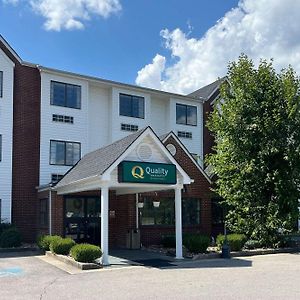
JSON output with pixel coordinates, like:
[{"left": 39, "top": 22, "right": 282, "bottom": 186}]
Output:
[
  {"left": 1, "top": 0, "right": 300, "bottom": 94},
  {"left": 0, "top": 1, "right": 238, "bottom": 86}
]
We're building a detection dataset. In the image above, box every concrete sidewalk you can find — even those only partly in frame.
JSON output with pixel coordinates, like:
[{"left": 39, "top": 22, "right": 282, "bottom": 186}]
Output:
[{"left": 1, "top": 253, "right": 300, "bottom": 299}]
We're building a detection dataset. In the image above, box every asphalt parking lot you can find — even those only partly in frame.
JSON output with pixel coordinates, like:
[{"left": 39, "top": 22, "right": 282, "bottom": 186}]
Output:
[{"left": 0, "top": 251, "right": 300, "bottom": 300}]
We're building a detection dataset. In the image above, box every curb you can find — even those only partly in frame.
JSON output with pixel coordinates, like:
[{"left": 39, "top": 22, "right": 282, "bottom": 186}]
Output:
[
  {"left": 230, "top": 247, "right": 300, "bottom": 258},
  {"left": 46, "top": 251, "right": 102, "bottom": 270},
  {"left": 192, "top": 247, "right": 300, "bottom": 260}
]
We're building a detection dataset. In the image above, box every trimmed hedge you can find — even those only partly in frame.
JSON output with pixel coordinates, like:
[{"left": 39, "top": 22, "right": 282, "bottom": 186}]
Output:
[
  {"left": 216, "top": 233, "right": 247, "bottom": 251},
  {"left": 0, "top": 222, "right": 14, "bottom": 236},
  {"left": 37, "top": 235, "right": 62, "bottom": 251},
  {"left": 183, "top": 234, "right": 210, "bottom": 253},
  {"left": 50, "top": 238, "right": 75, "bottom": 255},
  {"left": 279, "top": 233, "right": 300, "bottom": 248},
  {"left": 244, "top": 239, "right": 262, "bottom": 250},
  {"left": 161, "top": 234, "right": 210, "bottom": 253},
  {"left": 161, "top": 235, "right": 176, "bottom": 248},
  {"left": 70, "top": 243, "right": 102, "bottom": 263},
  {"left": 0, "top": 228, "right": 22, "bottom": 248}
]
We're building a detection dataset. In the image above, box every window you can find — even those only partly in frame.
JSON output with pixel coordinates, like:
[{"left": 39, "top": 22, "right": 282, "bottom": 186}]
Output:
[
  {"left": 52, "top": 114, "right": 74, "bottom": 124},
  {"left": 182, "top": 198, "right": 201, "bottom": 225},
  {"left": 50, "top": 140, "right": 81, "bottom": 166},
  {"left": 141, "top": 198, "right": 200, "bottom": 226},
  {"left": 178, "top": 131, "right": 192, "bottom": 139},
  {"left": 141, "top": 198, "right": 174, "bottom": 226},
  {"left": 0, "top": 71, "right": 3, "bottom": 98},
  {"left": 0, "top": 135, "right": 2, "bottom": 161},
  {"left": 50, "top": 81, "right": 81, "bottom": 109},
  {"left": 212, "top": 198, "right": 224, "bottom": 225},
  {"left": 119, "top": 93, "right": 144, "bottom": 118},
  {"left": 176, "top": 104, "right": 197, "bottom": 126},
  {"left": 51, "top": 174, "right": 64, "bottom": 183},
  {"left": 121, "top": 123, "right": 139, "bottom": 132},
  {"left": 39, "top": 199, "right": 48, "bottom": 226}
]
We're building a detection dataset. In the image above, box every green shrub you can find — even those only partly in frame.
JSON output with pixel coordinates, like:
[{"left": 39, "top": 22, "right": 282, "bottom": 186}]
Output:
[
  {"left": 279, "top": 233, "right": 300, "bottom": 248},
  {"left": 183, "top": 234, "right": 210, "bottom": 253},
  {"left": 37, "top": 235, "right": 62, "bottom": 251},
  {"left": 70, "top": 243, "right": 102, "bottom": 263},
  {"left": 216, "top": 234, "right": 247, "bottom": 251},
  {"left": 0, "top": 228, "right": 22, "bottom": 248},
  {"left": 161, "top": 235, "right": 176, "bottom": 248},
  {"left": 244, "top": 239, "right": 262, "bottom": 250},
  {"left": 50, "top": 238, "right": 75, "bottom": 255},
  {"left": 0, "top": 222, "right": 14, "bottom": 236}
]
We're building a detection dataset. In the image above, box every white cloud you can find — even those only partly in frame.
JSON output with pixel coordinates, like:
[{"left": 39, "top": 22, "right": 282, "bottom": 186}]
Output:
[
  {"left": 136, "top": 0, "right": 300, "bottom": 94},
  {"left": 3, "top": 0, "right": 121, "bottom": 31},
  {"left": 136, "top": 54, "right": 166, "bottom": 90}
]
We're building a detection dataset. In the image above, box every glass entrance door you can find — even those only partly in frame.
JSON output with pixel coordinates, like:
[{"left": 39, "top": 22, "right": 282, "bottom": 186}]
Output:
[{"left": 64, "top": 197, "right": 101, "bottom": 245}]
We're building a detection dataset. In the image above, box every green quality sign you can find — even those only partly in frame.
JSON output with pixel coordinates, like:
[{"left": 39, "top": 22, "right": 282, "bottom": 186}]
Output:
[{"left": 118, "top": 161, "right": 177, "bottom": 184}]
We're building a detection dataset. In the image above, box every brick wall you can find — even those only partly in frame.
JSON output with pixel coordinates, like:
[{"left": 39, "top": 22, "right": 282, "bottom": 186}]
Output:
[
  {"left": 0, "top": 40, "right": 41, "bottom": 242},
  {"left": 203, "top": 89, "right": 219, "bottom": 161},
  {"left": 139, "top": 136, "right": 213, "bottom": 246},
  {"left": 37, "top": 189, "right": 135, "bottom": 248}
]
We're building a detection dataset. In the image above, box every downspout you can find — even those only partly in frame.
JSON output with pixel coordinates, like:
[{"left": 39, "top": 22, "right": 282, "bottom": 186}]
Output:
[{"left": 49, "top": 184, "right": 52, "bottom": 235}]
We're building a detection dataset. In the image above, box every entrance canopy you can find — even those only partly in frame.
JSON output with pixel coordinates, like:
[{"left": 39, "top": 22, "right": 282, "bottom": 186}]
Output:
[
  {"left": 54, "top": 127, "right": 192, "bottom": 195},
  {"left": 54, "top": 126, "right": 193, "bottom": 265}
]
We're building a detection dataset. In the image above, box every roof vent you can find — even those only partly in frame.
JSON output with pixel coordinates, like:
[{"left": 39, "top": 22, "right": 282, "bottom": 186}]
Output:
[
  {"left": 166, "top": 144, "right": 176, "bottom": 156},
  {"left": 137, "top": 143, "right": 153, "bottom": 161}
]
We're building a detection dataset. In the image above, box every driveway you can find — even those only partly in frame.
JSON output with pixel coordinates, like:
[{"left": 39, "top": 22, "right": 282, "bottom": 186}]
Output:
[{"left": 0, "top": 251, "right": 300, "bottom": 299}]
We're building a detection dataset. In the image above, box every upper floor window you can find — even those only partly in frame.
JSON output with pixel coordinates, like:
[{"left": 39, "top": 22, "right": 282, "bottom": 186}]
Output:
[
  {"left": 176, "top": 104, "right": 197, "bottom": 126},
  {"left": 50, "top": 140, "right": 81, "bottom": 166},
  {"left": 0, "top": 71, "right": 3, "bottom": 98},
  {"left": 50, "top": 81, "right": 81, "bottom": 109},
  {"left": 119, "top": 93, "right": 144, "bottom": 119}
]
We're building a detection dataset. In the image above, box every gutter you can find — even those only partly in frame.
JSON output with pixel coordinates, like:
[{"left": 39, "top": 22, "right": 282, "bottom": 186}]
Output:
[{"left": 38, "top": 66, "right": 203, "bottom": 103}]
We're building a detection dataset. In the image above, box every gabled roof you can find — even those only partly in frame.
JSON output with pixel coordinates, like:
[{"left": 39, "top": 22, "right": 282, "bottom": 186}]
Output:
[
  {"left": 0, "top": 34, "right": 22, "bottom": 63},
  {"left": 188, "top": 77, "right": 226, "bottom": 100},
  {"left": 161, "top": 131, "right": 212, "bottom": 184},
  {"left": 55, "top": 128, "right": 146, "bottom": 188}
]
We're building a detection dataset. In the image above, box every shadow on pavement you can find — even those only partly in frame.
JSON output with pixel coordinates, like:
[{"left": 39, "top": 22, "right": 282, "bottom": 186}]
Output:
[
  {"left": 0, "top": 250, "right": 43, "bottom": 259},
  {"left": 110, "top": 249, "right": 252, "bottom": 269},
  {"left": 166, "top": 257, "right": 253, "bottom": 269}
]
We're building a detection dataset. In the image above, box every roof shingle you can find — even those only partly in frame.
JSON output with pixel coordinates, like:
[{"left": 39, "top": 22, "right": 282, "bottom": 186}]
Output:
[
  {"left": 55, "top": 128, "right": 147, "bottom": 188},
  {"left": 188, "top": 77, "right": 225, "bottom": 100}
]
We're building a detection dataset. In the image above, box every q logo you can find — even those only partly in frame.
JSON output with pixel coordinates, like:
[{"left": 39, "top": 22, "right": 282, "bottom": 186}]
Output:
[{"left": 132, "top": 165, "right": 144, "bottom": 179}]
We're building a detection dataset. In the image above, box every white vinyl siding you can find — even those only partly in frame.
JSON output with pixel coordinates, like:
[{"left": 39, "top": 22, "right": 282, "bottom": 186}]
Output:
[{"left": 0, "top": 48, "right": 14, "bottom": 222}]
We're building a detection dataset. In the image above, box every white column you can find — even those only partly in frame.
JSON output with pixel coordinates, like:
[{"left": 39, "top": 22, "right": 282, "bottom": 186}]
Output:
[
  {"left": 175, "top": 186, "right": 183, "bottom": 259},
  {"left": 101, "top": 186, "right": 109, "bottom": 265}
]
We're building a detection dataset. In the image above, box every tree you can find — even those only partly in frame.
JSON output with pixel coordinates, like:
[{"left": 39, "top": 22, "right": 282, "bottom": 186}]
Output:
[{"left": 207, "top": 55, "right": 300, "bottom": 246}]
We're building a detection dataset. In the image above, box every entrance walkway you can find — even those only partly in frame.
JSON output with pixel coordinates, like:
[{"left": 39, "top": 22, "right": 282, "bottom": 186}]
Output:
[{"left": 109, "top": 249, "right": 180, "bottom": 268}]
